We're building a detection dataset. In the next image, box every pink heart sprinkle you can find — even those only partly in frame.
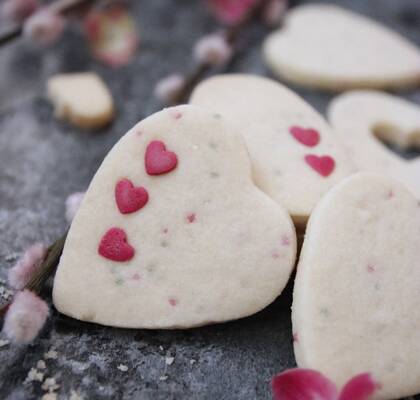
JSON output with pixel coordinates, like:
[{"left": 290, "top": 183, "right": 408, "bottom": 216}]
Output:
[
  {"left": 115, "top": 178, "right": 149, "bottom": 214},
  {"left": 304, "top": 154, "right": 335, "bottom": 177},
  {"left": 145, "top": 140, "right": 178, "bottom": 176},
  {"left": 290, "top": 126, "right": 320, "bottom": 147},
  {"left": 98, "top": 227, "right": 135, "bottom": 262}
]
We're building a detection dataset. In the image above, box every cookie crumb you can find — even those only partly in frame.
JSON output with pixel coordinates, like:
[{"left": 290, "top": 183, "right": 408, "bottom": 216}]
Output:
[
  {"left": 41, "top": 393, "right": 57, "bottom": 400},
  {"left": 117, "top": 364, "right": 129, "bottom": 372},
  {"left": 69, "top": 390, "right": 84, "bottom": 400},
  {"left": 165, "top": 356, "right": 175, "bottom": 366},
  {"left": 42, "top": 377, "right": 60, "bottom": 392},
  {"left": 25, "top": 367, "right": 44, "bottom": 383},
  {"left": 44, "top": 349, "right": 58, "bottom": 359}
]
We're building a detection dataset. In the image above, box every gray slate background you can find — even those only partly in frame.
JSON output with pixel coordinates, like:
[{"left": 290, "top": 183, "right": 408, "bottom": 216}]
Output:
[{"left": 1, "top": 0, "right": 420, "bottom": 399}]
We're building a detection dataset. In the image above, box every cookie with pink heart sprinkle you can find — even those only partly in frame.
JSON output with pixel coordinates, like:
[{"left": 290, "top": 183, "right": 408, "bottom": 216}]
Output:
[
  {"left": 191, "top": 74, "right": 355, "bottom": 230},
  {"left": 53, "top": 105, "right": 296, "bottom": 329}
]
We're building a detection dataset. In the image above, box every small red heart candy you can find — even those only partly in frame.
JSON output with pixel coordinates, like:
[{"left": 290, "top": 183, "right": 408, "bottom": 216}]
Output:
[
  {"left": 304, "top": 154, "right": 335, "bottom": 177},
  {"left": 145, "top": 140, "right": 178, "bottom": 175},
  {"left": 115, "top": 178, "right": 149, "bottom": 214},
  {"left": 290, "top": 126, "right": 320, "bottom": 147},
  {"left": 98, "top": 227, "right": 135, "bottom": 262}
]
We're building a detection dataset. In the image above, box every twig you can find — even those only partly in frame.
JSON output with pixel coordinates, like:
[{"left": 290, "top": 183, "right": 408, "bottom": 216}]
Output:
[
  {"left": 0, "top": 232, "right": 67, "bottom": 318},
  {"left": 0, "top": 0, "right": 95, "bottom": 48},
  {"left": 0, "top": 26, "right": 22, "bottom": 47},
  {"left": 172, "top": 0, "right": 270, "bottom": 104}
]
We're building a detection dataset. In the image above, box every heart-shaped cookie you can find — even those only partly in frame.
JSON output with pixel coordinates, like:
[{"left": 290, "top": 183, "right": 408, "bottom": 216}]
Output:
[
  {"left": 263, "top": 4, "right": 420, "bottom": 90},
  {"left": 47, "top": 72, "right": 114, "bottom": 129},
  {"left": 53, "top": 105, "right": 296, "bottom": 329},
  {"left": 292, "top": 173, "right": 420, "bottom": 400},
  {"left": 190, "top": 74, "right": 355, "bottom": 230},
  {"left": 328, "top": 91, "right": 420, "bottom": 199}
]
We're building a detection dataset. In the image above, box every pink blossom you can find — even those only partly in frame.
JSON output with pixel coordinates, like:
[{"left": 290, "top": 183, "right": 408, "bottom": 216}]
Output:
[
  {"left": 206, "top": 0, "right": 261, "bottom": 25},
  {"left": 271, "top": 368, "right": 378, "bottom": 400},
  {"left": 1, "top": 0, "right": 39, "bottom": 22},
  {"left": 3, "top": 290, "right": 49, "bottom": 344},
  {"left": 65, "top": 191, "right": 85, "bottom": 223},
  {"left": 154, "top": 74, "right": 186, "bottom": 104},
  {"left": 193, "top": 33, "right": 232, "bottom": 66},
  {"left": 262, "top": 0, "right": 288, "bottom": 27},
  {"left": 23, "top": 8, "right": 66, "bottom": 46},
  {"left": 8, "top": 243, "right": 47, "bottom": 290}
]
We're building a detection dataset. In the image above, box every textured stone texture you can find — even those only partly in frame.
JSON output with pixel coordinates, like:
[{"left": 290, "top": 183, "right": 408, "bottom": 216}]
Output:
[{"left": 0, "top": 0, "right": 420, "bottom": 399}]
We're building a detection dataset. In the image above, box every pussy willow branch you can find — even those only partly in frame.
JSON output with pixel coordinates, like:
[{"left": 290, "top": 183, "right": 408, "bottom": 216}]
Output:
[
  {"left": 172, "top": 0, "right": 271, "bottom": 104},
  {"left": 0, "top": 232, "right": 67, "bottom": 318},
  {"left": 0, "top": 0, "right": 96, "bottom": 47}
]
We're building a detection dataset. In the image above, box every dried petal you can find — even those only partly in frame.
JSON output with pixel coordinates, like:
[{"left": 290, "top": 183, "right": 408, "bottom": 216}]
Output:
[
  {"left": 271, "top": 369, "right": 338, "bottom": 400},
  {"left": 3, "top": 290, "right": 49, "bottom": 344},
  {"left": 84, "top": 5, "right": 138, "bottom": 67}
]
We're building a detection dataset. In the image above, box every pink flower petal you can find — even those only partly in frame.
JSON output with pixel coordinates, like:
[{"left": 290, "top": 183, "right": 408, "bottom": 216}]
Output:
[
  {"left": 3, "top": 290, "right": 49, "bottom": 344},
  {"left": 338, "top": 373, "right": 378, "bottom": 400},
  {"left": 206, "top": 0, "right": 261, "bottom": 25},
  {"left": 271, "top": 369, "right": 338, "bottom": 400},
  {"left": 84, "top": 5, "right": 138, "bottom": 67}
]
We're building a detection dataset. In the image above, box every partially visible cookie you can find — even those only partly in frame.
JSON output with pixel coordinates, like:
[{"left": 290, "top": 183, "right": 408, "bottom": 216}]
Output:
[
  {"left": 47, "top": 72, "right": 114, "bottom": 129},
  {"left": 328, "top": 91, "right": 420, "bottom": 199},
  {"left": 293, "top": 173, "right": 420, "bottom": 400},
  {"left": 263, "top": 4, "right": 420, "bottom": 91},
  {"left": 191, "top": 74, "right": 355, "bottom": 230}
]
